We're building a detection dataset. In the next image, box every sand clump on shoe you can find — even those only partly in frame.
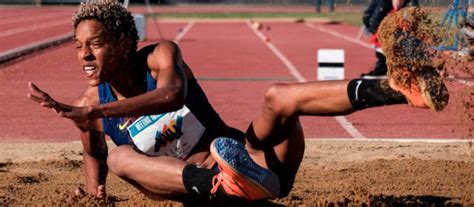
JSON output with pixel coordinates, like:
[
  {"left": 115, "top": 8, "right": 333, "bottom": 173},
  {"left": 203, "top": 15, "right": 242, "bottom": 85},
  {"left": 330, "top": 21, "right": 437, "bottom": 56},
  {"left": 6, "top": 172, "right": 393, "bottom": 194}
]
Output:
[{"left": 378, "top": 7, "right": 449, "bottom": 111}]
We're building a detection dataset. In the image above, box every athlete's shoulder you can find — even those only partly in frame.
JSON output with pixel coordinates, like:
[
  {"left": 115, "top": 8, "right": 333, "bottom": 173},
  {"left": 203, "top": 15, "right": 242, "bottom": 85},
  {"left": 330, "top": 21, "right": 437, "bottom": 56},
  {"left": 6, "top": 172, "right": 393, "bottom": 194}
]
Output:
[
  {"left": 136, "top": 41, "right": 179, "bottom": 58},
  {"left": 151, "top": 41, "right": 180, "bottom": 57},
  {"left": 136, "top": 43, "right": 158, "bottom": 56},
  {"left": 147, "top": 41, "right": 181, "bottom": 72},
  {"left": 156, "top": 40, "right": 178, "bottom": 50},
  {"left": 73, "top": 86, "right": 100, "bottom": 107}
]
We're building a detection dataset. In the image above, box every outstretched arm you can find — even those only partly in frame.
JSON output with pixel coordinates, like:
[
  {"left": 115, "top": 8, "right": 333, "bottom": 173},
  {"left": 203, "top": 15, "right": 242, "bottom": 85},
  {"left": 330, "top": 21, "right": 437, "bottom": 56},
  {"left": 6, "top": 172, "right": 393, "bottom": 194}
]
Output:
[
  {"left": 27, "top": 82, "right": 74, "bottom": 113},
  {"left": 27, "top": 82, "right": 94, "bottom": 131}
]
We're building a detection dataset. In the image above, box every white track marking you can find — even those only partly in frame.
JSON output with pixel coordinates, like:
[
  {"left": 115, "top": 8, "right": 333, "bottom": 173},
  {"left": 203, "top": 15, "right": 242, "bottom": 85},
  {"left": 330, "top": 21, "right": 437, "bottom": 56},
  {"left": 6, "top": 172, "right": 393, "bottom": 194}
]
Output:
[
  {"left": 246, "top": 21, "right": 305, "bottom": 82},
  {"left": 304, "top": 21, "right": 474, "bottom": 87},
  {"left": 0, "top": 19, "right": 69, "bottom": 38},
  {"left": 307, "top": 138, "right": 472, "bottom": 143},
  {"left": 305, "top": 21, "right": 373, "bottom": 49},
  {"left": 174, "top": 21, "right": 194, "bottom": 43},
  {"left": 246, "top": 21, "right": 366, "bottom": 139},
  {"left": 334, "top": 116, "right": 365, "bottom": 138}
]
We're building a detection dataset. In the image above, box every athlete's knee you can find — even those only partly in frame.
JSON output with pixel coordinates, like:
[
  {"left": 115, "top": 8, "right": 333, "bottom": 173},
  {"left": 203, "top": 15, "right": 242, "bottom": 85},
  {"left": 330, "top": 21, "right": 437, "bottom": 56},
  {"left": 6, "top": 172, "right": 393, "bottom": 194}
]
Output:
[
  {"left": 264, "top": 83, "right": 298, "bottom": 117},
  {"left": 107, "top": 145, "right": 133, "bottom": 176}
]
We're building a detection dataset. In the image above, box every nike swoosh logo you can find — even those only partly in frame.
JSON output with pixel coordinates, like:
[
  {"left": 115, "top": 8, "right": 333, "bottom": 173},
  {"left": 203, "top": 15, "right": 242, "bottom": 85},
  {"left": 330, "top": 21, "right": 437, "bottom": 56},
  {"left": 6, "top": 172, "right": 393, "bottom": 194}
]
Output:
[
  {"left": 118, "top": 118, "right": 132, "bottom": 130},
  {"left": 355, "top": 80, "right": 363, "bottom": 101},
  {"left": 192, "top": 186, "right": 200, "bottom": 195}
]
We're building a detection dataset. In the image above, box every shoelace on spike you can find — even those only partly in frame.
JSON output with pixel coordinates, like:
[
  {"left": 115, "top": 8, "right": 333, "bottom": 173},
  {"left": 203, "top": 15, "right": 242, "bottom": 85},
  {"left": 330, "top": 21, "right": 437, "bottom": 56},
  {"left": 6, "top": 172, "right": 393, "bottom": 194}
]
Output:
[
  {"left": 210, "top": 173, "right": 223, "bottom": 195},
  {"left": 209, "top": 166, "right": 251, "bottom": 199}
]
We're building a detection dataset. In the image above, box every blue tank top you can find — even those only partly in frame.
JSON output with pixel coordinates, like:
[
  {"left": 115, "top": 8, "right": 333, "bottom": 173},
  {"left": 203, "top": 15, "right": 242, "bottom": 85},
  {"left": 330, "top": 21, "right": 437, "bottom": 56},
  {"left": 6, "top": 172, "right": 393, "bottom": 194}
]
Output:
[{"left": 98, "top": 44, "right": 226, "bottom": 146}]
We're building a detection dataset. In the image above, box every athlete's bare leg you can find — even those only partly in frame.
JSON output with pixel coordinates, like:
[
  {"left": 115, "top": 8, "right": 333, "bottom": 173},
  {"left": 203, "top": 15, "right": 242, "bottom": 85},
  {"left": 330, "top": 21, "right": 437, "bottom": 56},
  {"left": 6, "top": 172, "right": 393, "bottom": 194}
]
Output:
[
  {"left": 210, "top": 77, "right": 444, "bottom": 199},
  {"left": 246, "top": 80, "right": 353, "bottom": 196},
  {"left": 107, "top": 145, "right": 214, "bottom": 199},
  {"left": 107, "top": 145, "right": 187, "bottom": 198}
]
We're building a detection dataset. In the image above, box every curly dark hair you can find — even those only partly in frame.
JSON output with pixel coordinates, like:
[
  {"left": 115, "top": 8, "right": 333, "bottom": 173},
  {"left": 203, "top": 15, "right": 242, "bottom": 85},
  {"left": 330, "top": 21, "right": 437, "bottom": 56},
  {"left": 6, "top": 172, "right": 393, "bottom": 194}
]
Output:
[{"left": 72, "top": 0, "right": 138, "bottom": 54}]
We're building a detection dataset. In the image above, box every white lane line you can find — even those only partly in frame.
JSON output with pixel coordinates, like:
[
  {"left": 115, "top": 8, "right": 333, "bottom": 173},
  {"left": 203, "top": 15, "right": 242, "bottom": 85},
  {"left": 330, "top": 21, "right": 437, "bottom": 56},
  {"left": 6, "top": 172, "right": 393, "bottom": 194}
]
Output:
[
  {"left": 0, "top": 19, "right": 69, "bottom": 38},
  {"left": 174, "top": 21, "right": 194, "bottom": 43},
  {"left": 246, "top": 21, "right": 306, "bottom": 82},
  {"left": 305, "top": 21, "right": 373, "bottom": 49},
  {"left": 246, "top": 21, "right": 366, "bottom": 139},
  {"left": 334, "top": 116, "right": 365, "bottom": 138},
  {"left": 304, "top": 21, "right": 474, "bottom": 87},
  {"left": 307, "top": 138, "right": 472, "bottom": 143}
]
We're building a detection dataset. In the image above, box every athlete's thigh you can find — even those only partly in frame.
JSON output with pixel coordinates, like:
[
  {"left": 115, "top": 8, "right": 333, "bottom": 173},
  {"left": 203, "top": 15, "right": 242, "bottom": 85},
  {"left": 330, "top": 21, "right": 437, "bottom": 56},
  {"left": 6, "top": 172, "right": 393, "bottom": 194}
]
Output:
[
  {"left": 285, "top": 80, "right": 353, "bottom": 115},
  {"left": 108, "top": 145, "right": 188, "bottom": 194}
]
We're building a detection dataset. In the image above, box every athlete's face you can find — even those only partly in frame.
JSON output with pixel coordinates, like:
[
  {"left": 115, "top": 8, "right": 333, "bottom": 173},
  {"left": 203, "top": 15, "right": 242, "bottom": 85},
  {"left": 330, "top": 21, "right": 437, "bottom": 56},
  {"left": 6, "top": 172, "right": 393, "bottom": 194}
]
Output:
[{"left": 74, "top": 19, "right": 126, "bottom": 86}]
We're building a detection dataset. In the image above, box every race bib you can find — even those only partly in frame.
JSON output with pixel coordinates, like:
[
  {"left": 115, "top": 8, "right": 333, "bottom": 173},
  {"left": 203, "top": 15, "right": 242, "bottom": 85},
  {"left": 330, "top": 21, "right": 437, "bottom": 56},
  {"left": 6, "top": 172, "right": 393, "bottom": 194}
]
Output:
[{"left": 126, "top": 106, "right": 205, "bottom": 159}]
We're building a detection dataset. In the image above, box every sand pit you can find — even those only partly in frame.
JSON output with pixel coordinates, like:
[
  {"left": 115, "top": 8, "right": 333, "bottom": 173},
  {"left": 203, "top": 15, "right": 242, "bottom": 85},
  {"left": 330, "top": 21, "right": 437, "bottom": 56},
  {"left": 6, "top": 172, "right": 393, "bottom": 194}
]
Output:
[{"left": 1, "top": 140, "right": 473, "bottom": 206}]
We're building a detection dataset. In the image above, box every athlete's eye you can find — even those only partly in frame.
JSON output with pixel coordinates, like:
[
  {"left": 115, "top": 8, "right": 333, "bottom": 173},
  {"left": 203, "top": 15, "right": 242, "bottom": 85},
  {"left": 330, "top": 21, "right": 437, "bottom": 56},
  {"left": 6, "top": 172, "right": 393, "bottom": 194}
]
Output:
[
  {"left": 91, "top": 42, "right": 103, "bottom": 48},
  {"left": 75, "top": 42, "right": 82, "bottom": 50}
]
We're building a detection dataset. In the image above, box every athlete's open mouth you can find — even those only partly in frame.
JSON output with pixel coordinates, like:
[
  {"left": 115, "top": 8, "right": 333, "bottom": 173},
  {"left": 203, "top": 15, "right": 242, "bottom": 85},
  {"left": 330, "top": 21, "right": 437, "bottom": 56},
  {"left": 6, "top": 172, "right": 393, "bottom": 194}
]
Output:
[{"left": 83, "top": 65, "right": 97, "bottom": 77}]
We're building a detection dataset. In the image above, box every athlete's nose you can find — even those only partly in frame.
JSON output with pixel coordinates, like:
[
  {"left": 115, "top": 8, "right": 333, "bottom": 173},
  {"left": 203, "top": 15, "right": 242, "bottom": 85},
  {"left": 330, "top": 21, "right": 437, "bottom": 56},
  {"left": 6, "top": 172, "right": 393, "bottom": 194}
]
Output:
[{"left": 80, "top": 46, "right": 94, "bottom": 61}]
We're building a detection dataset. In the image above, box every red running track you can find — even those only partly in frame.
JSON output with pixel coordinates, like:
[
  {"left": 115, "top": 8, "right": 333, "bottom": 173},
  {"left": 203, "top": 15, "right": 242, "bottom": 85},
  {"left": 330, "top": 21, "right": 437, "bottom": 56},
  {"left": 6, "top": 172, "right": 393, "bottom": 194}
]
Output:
[{"left": 0, "top": 7, "right": 74, "bottom": 52}]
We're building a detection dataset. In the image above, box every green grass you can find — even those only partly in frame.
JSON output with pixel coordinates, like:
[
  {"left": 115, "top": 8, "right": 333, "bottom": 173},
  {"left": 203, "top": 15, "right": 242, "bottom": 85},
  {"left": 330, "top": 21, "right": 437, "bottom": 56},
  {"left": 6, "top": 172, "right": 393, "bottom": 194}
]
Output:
[
  {"left": 327, "top": 12, "right": 363, "bottom": 26},
  {"left": 149, "top": 12, "right": 363, "bottom": 26}
]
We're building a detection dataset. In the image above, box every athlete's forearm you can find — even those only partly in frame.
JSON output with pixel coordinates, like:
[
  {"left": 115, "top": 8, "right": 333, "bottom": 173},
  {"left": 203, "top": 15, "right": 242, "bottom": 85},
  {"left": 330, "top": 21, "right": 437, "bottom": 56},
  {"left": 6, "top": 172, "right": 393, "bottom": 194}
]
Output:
[
  {"left": 83, "top": 152, "right": 108, "bottom": 194},
  {"left": 91, "top": 85, "right": 185, "bottom": 118},
  {"left": 80, "top": 129, "right": 108, "bottom": 195}
]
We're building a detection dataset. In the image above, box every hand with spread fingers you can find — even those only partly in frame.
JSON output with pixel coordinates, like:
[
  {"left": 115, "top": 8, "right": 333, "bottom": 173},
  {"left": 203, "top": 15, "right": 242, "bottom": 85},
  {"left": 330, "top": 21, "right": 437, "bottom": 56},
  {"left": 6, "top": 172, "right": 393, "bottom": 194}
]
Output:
[
  {"left": 27, "top": 82, "right": 72, "bottom": 113},
  {"left": 27, "top": 82, "right": 95, "bottom": 131}
]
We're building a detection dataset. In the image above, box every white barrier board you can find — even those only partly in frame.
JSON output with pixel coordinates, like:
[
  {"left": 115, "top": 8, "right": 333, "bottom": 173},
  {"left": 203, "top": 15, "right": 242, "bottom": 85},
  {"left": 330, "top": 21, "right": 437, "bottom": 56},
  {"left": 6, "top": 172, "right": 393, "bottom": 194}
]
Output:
[{"left": 317, "top": 49, "right": 345, "bottom": 80}]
